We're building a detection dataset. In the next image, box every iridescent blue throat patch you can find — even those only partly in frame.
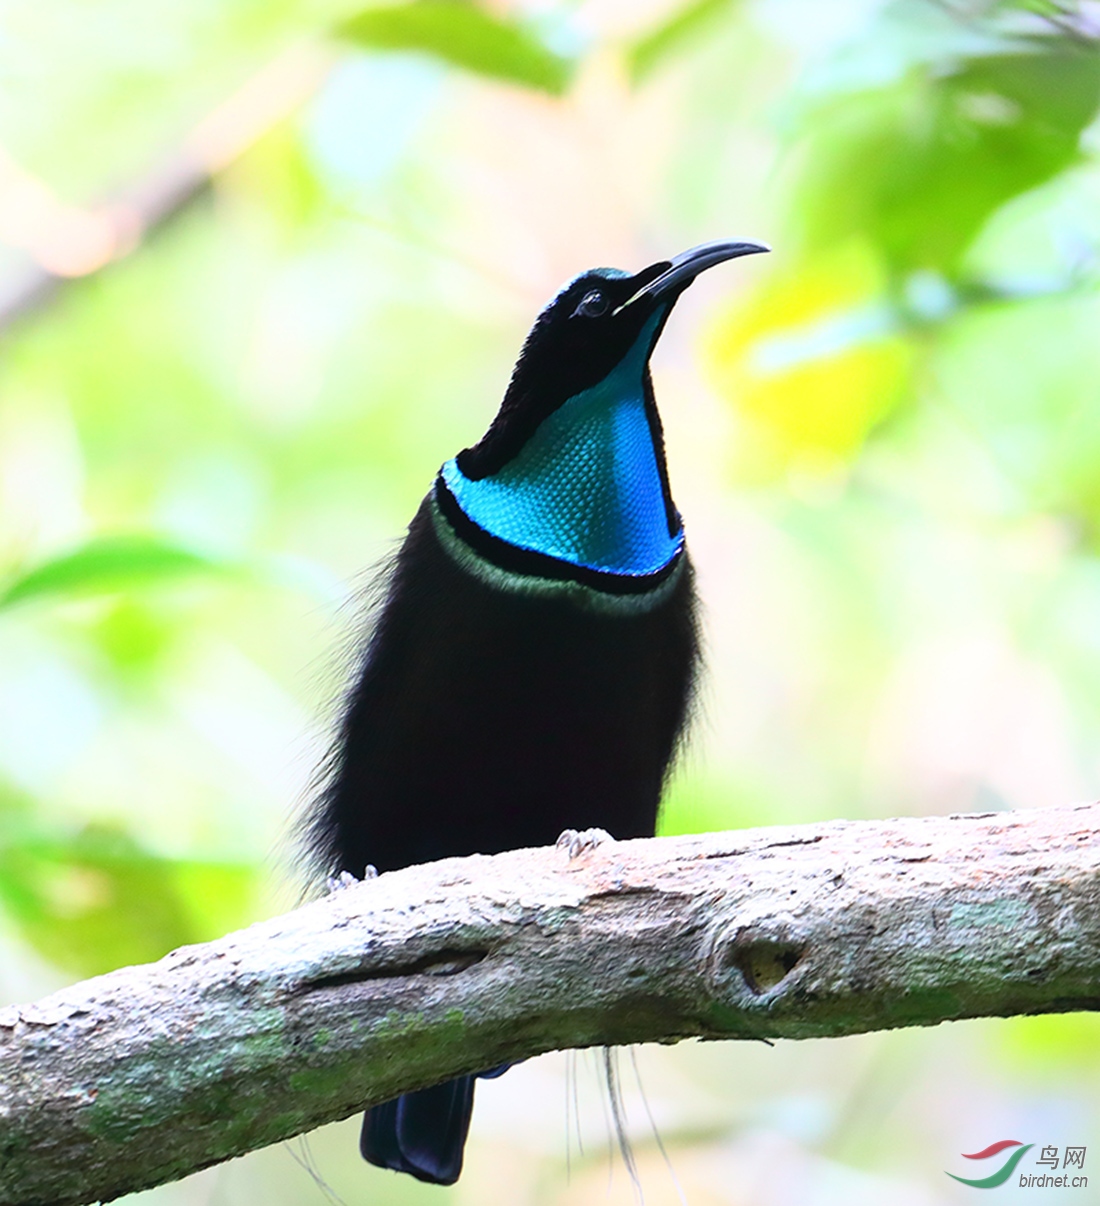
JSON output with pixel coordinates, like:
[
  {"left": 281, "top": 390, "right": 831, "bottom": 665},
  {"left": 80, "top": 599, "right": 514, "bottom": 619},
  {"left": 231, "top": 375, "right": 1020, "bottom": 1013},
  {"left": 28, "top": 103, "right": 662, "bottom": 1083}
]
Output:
[{"left": 441, "top": 313, "right": 682, "bottom": 577}]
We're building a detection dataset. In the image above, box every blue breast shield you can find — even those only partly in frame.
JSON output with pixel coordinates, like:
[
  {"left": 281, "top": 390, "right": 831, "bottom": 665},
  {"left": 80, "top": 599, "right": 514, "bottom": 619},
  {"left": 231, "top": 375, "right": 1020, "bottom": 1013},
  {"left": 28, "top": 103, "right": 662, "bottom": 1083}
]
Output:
[{"left": 442, "top": 314, "right": 682, "bottom": 577}]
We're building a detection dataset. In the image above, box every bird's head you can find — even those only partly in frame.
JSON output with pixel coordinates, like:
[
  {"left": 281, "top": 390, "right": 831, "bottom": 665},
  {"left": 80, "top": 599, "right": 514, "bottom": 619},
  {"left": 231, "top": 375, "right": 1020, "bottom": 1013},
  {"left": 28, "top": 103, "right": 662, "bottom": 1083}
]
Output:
[
  {"left": 457, "top": 240, "right": 769, "bottom": 480},
  {"left": 438, "top": 239, "right": 769, "bottom": 580}
]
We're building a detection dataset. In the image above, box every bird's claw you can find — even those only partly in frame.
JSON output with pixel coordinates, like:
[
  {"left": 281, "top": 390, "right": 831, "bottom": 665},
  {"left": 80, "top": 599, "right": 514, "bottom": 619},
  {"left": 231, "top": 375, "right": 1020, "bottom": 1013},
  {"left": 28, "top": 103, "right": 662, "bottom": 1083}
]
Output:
[
  {"left": 326, "top": 870, "right": 359, "bottom": 893},
  {"left": 326, "top": 866, "right": 377, "bottom": 893},
  {"left": 556, "top": 827, "right": 613, "bottom": 859}
]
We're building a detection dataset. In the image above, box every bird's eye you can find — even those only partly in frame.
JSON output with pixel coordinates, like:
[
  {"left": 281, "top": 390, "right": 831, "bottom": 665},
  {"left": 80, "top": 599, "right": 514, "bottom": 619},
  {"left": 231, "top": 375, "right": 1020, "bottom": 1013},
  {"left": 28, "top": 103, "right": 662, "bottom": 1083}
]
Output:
[{"left": 574, "top": 289, "right": 609, "bottom": 318}]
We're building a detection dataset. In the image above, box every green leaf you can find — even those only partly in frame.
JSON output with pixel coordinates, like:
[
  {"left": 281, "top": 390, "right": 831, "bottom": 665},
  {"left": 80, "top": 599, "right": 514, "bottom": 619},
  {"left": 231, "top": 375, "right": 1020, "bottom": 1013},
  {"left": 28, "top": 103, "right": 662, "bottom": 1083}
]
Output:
[
  {"left": 0, "top": 535, "right": 231, "bottom": 610},
  {"left": 338, "top": 1, "right": 575, "bottom": 95},
  {"left": 794, "top": 40, "right": 1100, "bottom": 275},
  {"left": 626, "top": 0, "right": 737, "bottom": 85}
]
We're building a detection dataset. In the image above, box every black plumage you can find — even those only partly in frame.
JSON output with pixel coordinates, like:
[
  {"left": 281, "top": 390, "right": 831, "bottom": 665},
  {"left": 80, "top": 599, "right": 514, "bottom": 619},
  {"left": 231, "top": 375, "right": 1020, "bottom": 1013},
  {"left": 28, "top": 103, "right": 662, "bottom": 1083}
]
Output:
[
  {"left": 313, "top": 490, "right": 698, "bottom": 879},
  {"left": 304, "top": 240, "right": 767, "bottom": 1185}
]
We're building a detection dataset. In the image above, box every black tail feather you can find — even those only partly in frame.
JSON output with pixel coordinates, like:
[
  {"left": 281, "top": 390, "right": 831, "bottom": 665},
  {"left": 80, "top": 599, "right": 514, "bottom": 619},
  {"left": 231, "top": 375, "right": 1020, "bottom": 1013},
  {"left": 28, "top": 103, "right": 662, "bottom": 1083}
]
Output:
[{"left": 360, "top": 1078, "right": 476, "bottom": 1186}]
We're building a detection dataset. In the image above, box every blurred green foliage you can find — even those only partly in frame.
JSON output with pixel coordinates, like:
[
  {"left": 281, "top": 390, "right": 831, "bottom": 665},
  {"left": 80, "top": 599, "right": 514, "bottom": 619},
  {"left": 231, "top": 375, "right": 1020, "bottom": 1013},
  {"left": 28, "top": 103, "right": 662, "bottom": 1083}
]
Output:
[
  {"left": 625, "top": 0, "right": 739, "bottom": 83},
  {"left": 0, "top": 784, "right": 253, "bottom": 977},
  {"left": 791, "top": 41, "right": 1100, "bottom": 274},
  {"left": 339, "top": 1, "right": 577, "bottom": 94},
  {"left": 0, "top": 535, "right": 234, "bottom": 609},
  {"left": 1, "top": 0, "right": 1099, "bottom": 1200}
]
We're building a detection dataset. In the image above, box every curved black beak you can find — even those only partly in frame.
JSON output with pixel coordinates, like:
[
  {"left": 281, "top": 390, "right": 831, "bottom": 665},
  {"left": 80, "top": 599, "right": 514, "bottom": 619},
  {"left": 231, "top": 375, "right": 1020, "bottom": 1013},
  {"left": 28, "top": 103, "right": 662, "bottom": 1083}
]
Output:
[{"left": 614, "top": 239, "right": 770, "bottom": 315}]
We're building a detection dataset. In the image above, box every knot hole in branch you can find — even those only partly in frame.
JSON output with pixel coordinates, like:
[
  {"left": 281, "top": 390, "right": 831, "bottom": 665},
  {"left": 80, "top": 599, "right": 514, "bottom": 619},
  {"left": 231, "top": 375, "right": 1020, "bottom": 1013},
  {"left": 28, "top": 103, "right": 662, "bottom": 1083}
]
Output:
[{"left": 729, "top": 939, "right": 804, "bottom": 996}]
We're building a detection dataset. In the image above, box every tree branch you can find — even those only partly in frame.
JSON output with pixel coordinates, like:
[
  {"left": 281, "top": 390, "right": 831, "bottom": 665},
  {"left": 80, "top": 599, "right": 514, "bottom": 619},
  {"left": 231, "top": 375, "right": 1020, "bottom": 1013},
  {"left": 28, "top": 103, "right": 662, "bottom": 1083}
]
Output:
[{"left": 2, "top": 802, "right": 1098, "bottom": 1205}]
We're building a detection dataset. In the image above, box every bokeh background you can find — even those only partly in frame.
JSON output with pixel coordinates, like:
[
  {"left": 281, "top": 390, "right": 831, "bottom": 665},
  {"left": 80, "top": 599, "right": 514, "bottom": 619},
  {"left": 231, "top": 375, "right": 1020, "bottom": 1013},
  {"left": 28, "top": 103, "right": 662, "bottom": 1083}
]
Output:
[{"left": 2, "top": 0, "right": 1100, "bottom": 1202}]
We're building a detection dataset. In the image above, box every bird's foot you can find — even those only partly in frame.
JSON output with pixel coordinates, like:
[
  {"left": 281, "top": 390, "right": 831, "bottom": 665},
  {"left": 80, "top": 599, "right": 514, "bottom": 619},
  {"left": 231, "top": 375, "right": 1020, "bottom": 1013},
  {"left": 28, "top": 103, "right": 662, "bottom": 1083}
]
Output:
[
  {"left": 326, "top": 865, "right": 378, "bottom": 893},
  {"left": 326, "top": 870, "right": 359, "bottom": 893},
  {"left": 556, "top": 828, "right": 613, "bottom": 859}
]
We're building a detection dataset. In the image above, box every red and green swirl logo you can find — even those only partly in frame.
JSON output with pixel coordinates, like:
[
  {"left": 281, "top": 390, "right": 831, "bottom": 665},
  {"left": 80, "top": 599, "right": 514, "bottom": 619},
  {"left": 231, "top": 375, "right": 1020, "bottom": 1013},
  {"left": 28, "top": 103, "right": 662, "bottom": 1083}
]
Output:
[{"left": 946, "top": 1140, "right": 1033, "bottom": 1188}]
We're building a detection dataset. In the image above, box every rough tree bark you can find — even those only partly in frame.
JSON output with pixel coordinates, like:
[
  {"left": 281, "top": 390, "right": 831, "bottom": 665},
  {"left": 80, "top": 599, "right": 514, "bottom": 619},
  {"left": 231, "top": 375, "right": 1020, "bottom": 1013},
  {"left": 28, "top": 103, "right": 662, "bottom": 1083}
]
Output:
[{"left": 1, "top": 802, "right": 1098, "bottom": 1206}]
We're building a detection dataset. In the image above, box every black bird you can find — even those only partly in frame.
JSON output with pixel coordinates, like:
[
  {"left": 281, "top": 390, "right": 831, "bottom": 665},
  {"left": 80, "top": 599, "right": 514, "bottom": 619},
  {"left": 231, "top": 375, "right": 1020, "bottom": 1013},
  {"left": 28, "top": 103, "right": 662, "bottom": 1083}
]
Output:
[{"left": 306, "top": 239, "right": 768, "bottom": 1185}]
